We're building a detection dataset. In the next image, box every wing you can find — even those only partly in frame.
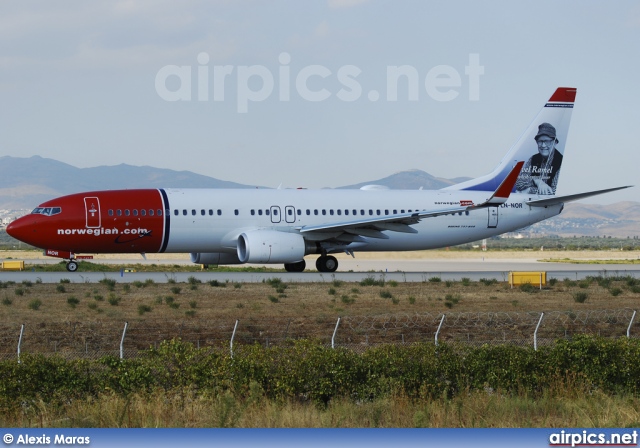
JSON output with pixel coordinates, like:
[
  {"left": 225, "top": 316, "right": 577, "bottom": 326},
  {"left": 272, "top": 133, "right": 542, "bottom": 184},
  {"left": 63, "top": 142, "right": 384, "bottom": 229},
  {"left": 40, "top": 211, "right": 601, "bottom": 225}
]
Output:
[{"left": 298, "top": 162, "right": 524, "bottom": 243}]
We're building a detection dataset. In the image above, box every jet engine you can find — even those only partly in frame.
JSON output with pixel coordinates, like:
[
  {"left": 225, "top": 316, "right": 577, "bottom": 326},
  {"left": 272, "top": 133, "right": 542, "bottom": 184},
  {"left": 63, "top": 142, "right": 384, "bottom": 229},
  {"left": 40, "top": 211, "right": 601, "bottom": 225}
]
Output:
[{"left": 237, "top": 230, "right": 309, "bottom": 263}]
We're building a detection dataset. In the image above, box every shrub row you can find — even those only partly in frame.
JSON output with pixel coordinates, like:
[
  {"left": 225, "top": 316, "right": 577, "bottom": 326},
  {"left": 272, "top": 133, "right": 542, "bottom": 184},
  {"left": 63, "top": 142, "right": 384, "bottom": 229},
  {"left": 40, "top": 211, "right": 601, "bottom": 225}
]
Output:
[{"left": 1, "top": 335, "right": 639, "bottom": 413}]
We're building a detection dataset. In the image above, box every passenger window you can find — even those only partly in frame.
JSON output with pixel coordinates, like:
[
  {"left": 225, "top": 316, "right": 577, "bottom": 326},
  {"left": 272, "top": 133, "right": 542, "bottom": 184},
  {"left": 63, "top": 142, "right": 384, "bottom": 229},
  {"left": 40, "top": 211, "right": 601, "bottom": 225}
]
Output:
[
  {"left": 117, "top": 210, "right": 122, "bottom": 216},
  {"left": 209, "top": 210, "right": 213, "bottom": 216},
  {"left": 384, "top": 210, "right": 389, "bottom": 215},
  {"left": 133, "top": 210, "right": 138, "bottom": 216},
  {"left": 306, "top": 209, "right": 310, "bottom": 215},
  {"left": 337, "top": 210, "right": 341, "bottom": 215},
  {"left": 192, "top": 210, "right": 196, "bottom": 216},
  {"left": 125, "top": 210, "right": 130, "bottom": 216},
  {"left": 314, "top": 210, "right": 318, "bottom": 215},
  {"left": 251, "top": 210, "right": 255, "bottom": 216},
  {"left": 234, "top": 209, "right": 239, "bottom": 216},
  {"left": 201, "top": 210, "right": 205, "bottom": 216},
  {"left": 160, "top": 210, "right": 164, "bottom": 216},
  {"left": 183, "top": 210, "right": 187, "bottom": 216},
  {"left": 330, "top": 210, "right": 334, "bottom": 216},
  {"left": 108, "top": 210, "right": 114, "bottom": 216},
  {"left": 217, "top": 210, "right": 222, "bottom": 216},
  {"left": 258, "top": 209, "right": 263, "bottom": 216},
  {"left": 288, "top": 209, "right": 293, "bottom": 215},
  {"left": 369, "top": 210, "right": 373, "bottom": 215},
  {"left": 297, "top": 209, "right": 301, "bottom": 215},
  {"left": 149, "top": 210, "right": 154, "bottom": 216},
  {"left": 141, "top": 210, "right": 146, "bottom": 216},
  {"left": 322, "top": 210, "right": 326, "bottom": 215},
  {"left": 344, "top": 210, "right": 348, "bottom": 215},
  {"left": 266, "top": 209, "right": 270, "bottom": 216}
]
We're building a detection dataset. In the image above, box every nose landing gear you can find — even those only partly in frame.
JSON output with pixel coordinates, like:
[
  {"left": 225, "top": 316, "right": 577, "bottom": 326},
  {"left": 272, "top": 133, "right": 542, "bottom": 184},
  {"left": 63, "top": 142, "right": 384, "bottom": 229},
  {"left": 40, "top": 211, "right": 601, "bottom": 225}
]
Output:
[{"left": 66, "top": 261, "right": 78, "bottom": 272}]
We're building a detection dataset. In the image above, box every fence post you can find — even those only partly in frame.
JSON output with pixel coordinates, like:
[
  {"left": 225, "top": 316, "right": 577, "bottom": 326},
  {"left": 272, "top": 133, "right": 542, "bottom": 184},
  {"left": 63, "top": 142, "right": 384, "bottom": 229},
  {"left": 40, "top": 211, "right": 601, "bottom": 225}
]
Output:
[
  {"left": 17, "top": 324, "right": 24, "bottom": 363},
  {"left": 230, "top": 320, "right": 239, "bottom": 358},
  {"left": 120, "top": 322, "right": 128, "bottom": 359},
  {"left": 627, "top": 310, "right": 637, "bottom": 338},
  {"left": 332, "top": 317, "right": 341, "bottom": 349},
  {"left": 534, "top": 312, "right": 544, "bottom": 351},
  {"left": 435, "top": 314, "right": 445, "bottom": 346},
  {"left": 539, "top": 272, "right": 543, "bottom": 290}
]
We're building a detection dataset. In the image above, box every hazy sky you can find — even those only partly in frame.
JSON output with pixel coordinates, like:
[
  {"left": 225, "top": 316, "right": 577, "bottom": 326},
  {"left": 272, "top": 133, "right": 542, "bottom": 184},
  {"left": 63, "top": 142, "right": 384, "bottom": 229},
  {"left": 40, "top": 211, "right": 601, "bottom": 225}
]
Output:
[{"left": 1, "top": 1, "right": 638, "bottom": 204}]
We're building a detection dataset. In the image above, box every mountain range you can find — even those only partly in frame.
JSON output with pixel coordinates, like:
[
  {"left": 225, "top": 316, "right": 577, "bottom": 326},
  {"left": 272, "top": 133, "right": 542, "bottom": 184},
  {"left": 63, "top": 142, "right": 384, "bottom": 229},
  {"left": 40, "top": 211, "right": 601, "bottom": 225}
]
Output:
[
  {"left": 0, "top": 156, "right": 466, "bottom": 210},
  {"left": 0, "top": 156, "right": 637, "bottom": 237}
]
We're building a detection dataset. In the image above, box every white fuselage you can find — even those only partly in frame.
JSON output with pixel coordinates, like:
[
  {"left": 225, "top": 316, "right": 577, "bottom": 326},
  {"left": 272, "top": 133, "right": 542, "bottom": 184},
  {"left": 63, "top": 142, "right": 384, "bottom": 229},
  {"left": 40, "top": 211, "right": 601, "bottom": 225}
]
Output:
[{"left": 162, "top": 188, "right": 562, "bottom": 254}]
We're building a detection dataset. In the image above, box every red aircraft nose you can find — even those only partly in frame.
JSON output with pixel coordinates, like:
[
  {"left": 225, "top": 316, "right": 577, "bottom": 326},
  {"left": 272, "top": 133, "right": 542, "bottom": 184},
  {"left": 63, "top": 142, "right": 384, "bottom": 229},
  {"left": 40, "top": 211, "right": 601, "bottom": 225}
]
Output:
[{"left": 6, "top": 216, "right": 40, "bottom": 248}]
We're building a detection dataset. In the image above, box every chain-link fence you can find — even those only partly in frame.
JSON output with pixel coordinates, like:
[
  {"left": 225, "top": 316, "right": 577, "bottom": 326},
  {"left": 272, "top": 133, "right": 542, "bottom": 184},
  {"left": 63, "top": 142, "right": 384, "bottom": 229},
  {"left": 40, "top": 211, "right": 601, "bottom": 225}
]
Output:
[{"left": 0, "top": 308, "right": 637, "bottom": 360}]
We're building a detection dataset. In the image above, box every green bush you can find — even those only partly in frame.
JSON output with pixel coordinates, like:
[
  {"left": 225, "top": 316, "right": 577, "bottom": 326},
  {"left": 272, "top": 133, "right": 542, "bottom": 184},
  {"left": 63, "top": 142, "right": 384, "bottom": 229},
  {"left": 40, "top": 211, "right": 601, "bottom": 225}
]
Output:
[
  {"left": 573, "top": 292, "right": 588, "bottom": 303},
  {"left": 519, "top": 283, "right": 537, "bottom": 293},
  {"left": 379, "top": 290, "right": 393, "bottom": 299},
  {"left": 0, "top": 336, "right": 639, "bottom": 414},
  {"left": 360, "top": 276, "right": 385, "bottom": 287},
  {"left": 609, "top": 287, "right": 623, "bottom": 297}
]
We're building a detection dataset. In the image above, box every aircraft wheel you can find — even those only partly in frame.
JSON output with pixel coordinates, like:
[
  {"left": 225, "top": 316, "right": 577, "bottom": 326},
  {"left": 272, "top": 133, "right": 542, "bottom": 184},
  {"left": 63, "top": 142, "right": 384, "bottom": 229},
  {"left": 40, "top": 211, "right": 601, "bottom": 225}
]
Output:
[
  {"left": 66, "top": 261, "right": 78, "bottom": 272},
  {"left": 284, "top": 260, "right": 306, "bottom": 272},
  {"left": 316, "top": 255, "right": 338, "bottom": 273}
]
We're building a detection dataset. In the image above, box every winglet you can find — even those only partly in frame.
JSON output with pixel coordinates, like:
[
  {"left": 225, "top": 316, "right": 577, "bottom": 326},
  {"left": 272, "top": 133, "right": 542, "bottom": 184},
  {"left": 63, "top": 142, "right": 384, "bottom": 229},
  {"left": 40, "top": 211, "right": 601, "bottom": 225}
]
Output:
[{"left": 477, "top": 161, "right": 524, "bottom": 206}]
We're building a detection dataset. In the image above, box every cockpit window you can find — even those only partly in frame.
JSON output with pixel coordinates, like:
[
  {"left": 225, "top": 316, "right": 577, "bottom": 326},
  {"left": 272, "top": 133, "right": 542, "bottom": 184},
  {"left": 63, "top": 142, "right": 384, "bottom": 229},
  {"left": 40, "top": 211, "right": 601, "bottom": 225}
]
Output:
[{"left": 31, "top": 207, "right": 61, "bottom": 216}]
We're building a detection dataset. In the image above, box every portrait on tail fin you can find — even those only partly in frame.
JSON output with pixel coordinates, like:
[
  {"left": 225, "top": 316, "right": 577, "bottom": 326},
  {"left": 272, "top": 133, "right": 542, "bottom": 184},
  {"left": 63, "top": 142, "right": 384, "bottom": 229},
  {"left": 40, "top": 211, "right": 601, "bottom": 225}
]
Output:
[{"left": 515, "top": 122, "right": 563, "bottom": 195}]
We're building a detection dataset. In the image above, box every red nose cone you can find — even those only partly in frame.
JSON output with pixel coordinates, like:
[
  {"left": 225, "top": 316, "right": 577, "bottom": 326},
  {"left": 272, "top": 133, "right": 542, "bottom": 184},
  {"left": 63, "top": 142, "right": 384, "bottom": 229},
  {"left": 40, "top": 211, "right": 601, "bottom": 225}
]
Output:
[{"left": 6, "top": 216, "right": 40, "bottom": 248}]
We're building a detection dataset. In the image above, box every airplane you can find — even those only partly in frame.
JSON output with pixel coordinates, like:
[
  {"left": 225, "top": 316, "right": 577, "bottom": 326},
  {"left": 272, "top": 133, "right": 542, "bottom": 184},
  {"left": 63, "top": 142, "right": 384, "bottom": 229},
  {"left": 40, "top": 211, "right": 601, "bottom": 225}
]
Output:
[{"left": 6, "top": 87, "right": 631, "bottom": 273}]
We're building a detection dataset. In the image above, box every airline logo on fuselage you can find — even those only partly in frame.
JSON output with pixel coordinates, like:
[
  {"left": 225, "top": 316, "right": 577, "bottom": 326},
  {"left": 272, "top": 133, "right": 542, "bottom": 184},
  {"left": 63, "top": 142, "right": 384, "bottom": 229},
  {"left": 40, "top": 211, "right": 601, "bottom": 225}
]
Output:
[{"left": 57, "top": 227, "right": 149, "bottom": 236}]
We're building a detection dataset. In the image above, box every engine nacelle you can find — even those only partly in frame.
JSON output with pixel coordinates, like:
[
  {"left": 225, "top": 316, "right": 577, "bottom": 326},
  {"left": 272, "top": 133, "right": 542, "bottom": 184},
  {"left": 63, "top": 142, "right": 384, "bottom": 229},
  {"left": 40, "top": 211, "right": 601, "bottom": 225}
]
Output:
[
  {"left": 237, "top": 230, "right": 307, "bottom": 264},
  {"left": 189, "top": 252, "right": 242, "bottom": 265}
]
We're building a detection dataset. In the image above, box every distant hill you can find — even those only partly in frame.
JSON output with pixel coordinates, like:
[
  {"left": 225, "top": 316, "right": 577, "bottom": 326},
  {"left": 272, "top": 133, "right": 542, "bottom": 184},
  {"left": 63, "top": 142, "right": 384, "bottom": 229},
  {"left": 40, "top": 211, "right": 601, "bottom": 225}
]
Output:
[
  {"left": 0, "top": 156, "right": 472, "bottom": 210},
  {"left": 0, "top": 156, "right": 254, "bottom": 210},
  {"left": 527, "top": 201, "right": 640, "bottom": 238},
  {"left": 340, "top": 169, "right": 471, "bottom": 190}
]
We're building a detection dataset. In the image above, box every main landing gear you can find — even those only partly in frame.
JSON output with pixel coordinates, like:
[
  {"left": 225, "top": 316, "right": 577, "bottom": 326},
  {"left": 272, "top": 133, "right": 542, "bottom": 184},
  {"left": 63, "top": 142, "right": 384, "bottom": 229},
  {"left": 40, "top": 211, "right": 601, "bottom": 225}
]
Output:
[
  {"left": 283, "top": 255, "right": 339, "bottom": 273},
  {"left": 316, "top": 255, "right": 338, "bottom": 273}
]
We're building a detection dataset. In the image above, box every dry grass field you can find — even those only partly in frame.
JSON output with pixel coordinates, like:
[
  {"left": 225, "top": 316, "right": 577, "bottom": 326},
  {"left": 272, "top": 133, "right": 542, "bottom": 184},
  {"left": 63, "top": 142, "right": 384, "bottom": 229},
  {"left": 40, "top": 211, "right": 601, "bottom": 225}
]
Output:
[{"left": 1, "top": 262, "right": 638, "bottom": 355}]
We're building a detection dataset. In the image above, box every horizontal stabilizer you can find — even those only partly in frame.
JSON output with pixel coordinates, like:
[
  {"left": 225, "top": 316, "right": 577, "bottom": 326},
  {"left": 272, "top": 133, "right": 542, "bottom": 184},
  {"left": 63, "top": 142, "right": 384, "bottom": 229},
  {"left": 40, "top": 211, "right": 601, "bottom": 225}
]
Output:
[{"left": 526, "top": 186, "right": 633, "bottom": 207}]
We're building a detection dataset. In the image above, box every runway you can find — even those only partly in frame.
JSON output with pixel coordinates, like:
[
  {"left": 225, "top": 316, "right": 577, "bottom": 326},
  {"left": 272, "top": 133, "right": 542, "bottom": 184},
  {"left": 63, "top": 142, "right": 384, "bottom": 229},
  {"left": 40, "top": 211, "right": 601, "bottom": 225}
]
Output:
[{"left": 2, "top": 256, "right": 638, "bottom": 283}]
